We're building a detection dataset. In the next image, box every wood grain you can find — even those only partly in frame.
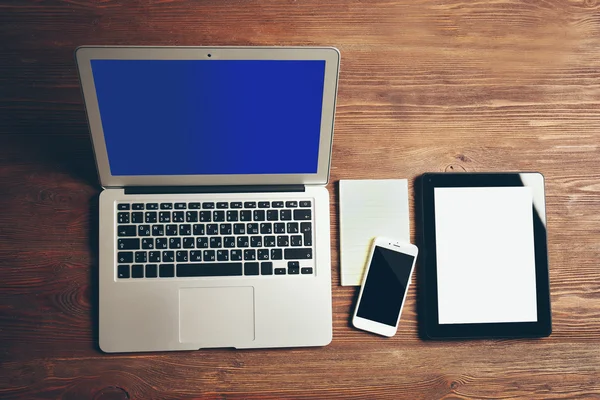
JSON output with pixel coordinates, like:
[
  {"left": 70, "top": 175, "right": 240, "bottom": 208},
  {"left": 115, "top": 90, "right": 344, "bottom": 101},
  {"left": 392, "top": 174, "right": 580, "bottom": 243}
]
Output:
[{"left": 2, "top": 0, "right": 600, "bottom": 398}]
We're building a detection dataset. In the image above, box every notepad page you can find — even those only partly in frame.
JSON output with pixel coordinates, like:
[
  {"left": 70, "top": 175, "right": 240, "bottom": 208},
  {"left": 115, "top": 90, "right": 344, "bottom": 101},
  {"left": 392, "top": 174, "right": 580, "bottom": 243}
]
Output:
[
  {"left": 434, "top": 187, "right": 538, "bottom": 324},
  {"left": 339, "top": 179, "right": 410, "bottom": 286}
]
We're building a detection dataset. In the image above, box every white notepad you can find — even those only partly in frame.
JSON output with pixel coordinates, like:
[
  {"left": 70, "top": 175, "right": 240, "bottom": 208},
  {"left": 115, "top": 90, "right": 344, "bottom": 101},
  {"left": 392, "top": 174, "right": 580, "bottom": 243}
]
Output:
[{"left": 339, "top": 179, "right": 410, "bottom": 286}]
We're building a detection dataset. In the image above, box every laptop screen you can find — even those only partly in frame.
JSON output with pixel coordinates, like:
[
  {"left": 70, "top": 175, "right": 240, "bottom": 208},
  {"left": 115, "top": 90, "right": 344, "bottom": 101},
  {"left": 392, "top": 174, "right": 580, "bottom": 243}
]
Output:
[{"left": 90, "top": 59, "right": 326, "bottom": 176}]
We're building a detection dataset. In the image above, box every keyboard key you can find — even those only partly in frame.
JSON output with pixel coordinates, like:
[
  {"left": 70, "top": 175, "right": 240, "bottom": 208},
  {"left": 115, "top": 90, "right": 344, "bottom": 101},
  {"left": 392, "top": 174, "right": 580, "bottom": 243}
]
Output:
[
  {"left": 274, "top": 223, "right": 285, "bottom": 234},
  {"left": 186, "top": 211, "right": 198, "bottom": 222},
  {"left": 202, "top": 202, "right": 215, "bottom": 209},
  {"left": 300, "top": 201, "right": 311, "bottom": 208},
  {"left": 261, "top": 261, "right": 273, "bottom": 275},
  {"left": 138, "top": 225, "right": 151, "bottom": 236},
  {"left": 172, "top": 211, "right": 184, "bottom": 222},
  {"left": 244, "top": 262, "right": 259, "bottom": 275},
  {"left": 258, "top": 201, "right": 270, "bottom": 208},
  {"left": 288, "top": 261, "right": 300, "bottom": 269},
  {"left": 285, "top": 201, "right": 298, "bottom": 208},
  {"left": 118, "top": 239, "right": 139, "bottom": 250},
  {"left": 251, "top": 236, "right": 263, "bottom": 247},
  {"left": 274, "top": 268, "right": 286, "bottom": 275},
  {"left": 203, "top": 250, "right": 216, "bottom": 261},
  {"left": 169, "top": 238, "right": 181, "bottom": 249},
  {"left": 304, "top": 232, "right": 312, "bottom": 247},
  {"left": 135, "top": 251, "right": 147, "bottom": 263},
  {"left": 284, "top": 248, "right": 313, "bottom": 260},
  {"left": 272, "top": 201, "right": 284, "bottom": 208},
  {"left": 132, "top": 264, "right": 144, "bottom": 278},
  {"left": 247, "top": 223, "right": 259, "bottom": 234},
  {"left": 291, "top": 235, "right": 303, "bottom": 247},
  {"left": 159, "top": 264, "right": 175, "bottom": 277},
  {"left": 301, "top": 222, "right": 312, "bottom": 233},
  {"left": 244, "top": 201, "right": 256, "bottom": 208},
  {"left": 118, "top": 225, "right": 136, "bottom": 237},
  {"left": 271, "top": 249, "right": 283, "bottom": 260},
  {"left": 183, "top": 237, "right": 195, "bottom": 248},
  {"left": 118, "top": 265, "right": 130, "bottom": 278},
  {"left": 231, "top": 249, "right": 242, "bottom": 261},
  {"left": 280, "top": 210, "right": 292, "bottom": 221},
  {"left": 196, "top": 237, "right": 208, "bottom": 248},
  {"left": 289, "top": 267, "right": 300, "bottom": 274},
  {"left": 213, "top": 211, "right": 225, "bottom": 222},
  {"left": 287, "top": 222, "right": 299, "bottom": 234},
  {"left": 264, "top": 236, "right": 276, "bottom": 247},
  {"left": 244, "top": 249, "right": 256, "bottom": 260},
  {"left": 145, "top": 212, "right": 157, "bottom": 223},
  {"left": 224, "top": 236, "right": 236, "bottom": 248},
  {"left": 117, "top": 204, "right": 130, "bottom": 210},
  {"left": 177, "top": 262, "right": 242, "bottom": 277},
  {"left": 189, "top": 202, "right": 201, "bottom": 209},
  {"left": 132, "top": 203, "right": 144, "bottom": 210},
  {"left": 260, "top": 223, "right": 272, "bottom": 234},
  {"left": 155, "top": 238, "right": 168, "bottom": 249},
  {"left": 200, "top": 211, "right": 212, "bottom": 222},
  {"left": 258, "top": 249, "right": 269, "bottom": 260},
  {"left": 240, "top": 210, "right": 252, "bottom": 221},
  {"left": 131, "top": 212, "right": 143, "bottom": 223},
  {"left": 210, "top": 237, "right": 222, "bottom": 248},
  {"left": 146, "top": 264, "right": 158, "bottom": 278},
  {"left": 166, "top": 225, "right": 178, "bottom": 236},
  {"left": 146, "top": 203, "right": 158, "bottom": 210},
  {"left": 207, "top": 224, "right": 219, "bottom": 235},
  {"left": 117, "top": 252, "right": 133, "bottom": 263},
  {"left": 176, "top": 250, "right": 188, "bottom": 262},
  {"left": 117, "top": 212, "right": 130, "bottom": 224},
  {"left": 141, "top": 238, "right": 154, "bottom": 249},
  {"left": 226, "top": 210, "right": 238, "bottom": 222},
  {"left": 175, "top": 202, "right": 187, "bottom": 209},
  {"left": 234, "top": 223, "right": 246, "bottom": 235},
  {"left": 162, "top": 251, "right": 174, "bottom": 262},
  {"left": 294, "top": 209, "right": 312, "bottom": 220},
  {"left": 149, "top": 251, "right": 161, "bottom": 262},
  {"left": 193, "top": 224, "right": 205, "bottom": 235},
  {"left": 160, "top": 203, "right": 173, "bottom": 210},
  {"left": 190, "top": 251, "right": 202, "bottom": 261},
  {"left": 217, "top": 249, "right": 229, "bottom": 261},
  {"left": 253, "top": 210, "right": 265, "bottom": 221},
  {"left": 231, "top": 202, "right": 243, "bottom": 209},
  {"left": 267, "top": 210, "right": 279, "bottom": 221},
  {"left": 220, "top": 223, "right": 232, "bottom": 235},
  {"left": 301, "top": 267, "right": 313, "bottom": 274},
  {"left": 217, "top": 202, "right": 228, "bottom": 209},
  {"left": 152, "top": 225, "right": 165, "bottom": 236},
  {"left": 277, "top": 235, "right": 289, "bottom": 247},
  {"left": 159, "top": 212, "right": 171, "bottom": 223},
  {"left": 179, "top": 224, "right": 191, "bottom": 236}
]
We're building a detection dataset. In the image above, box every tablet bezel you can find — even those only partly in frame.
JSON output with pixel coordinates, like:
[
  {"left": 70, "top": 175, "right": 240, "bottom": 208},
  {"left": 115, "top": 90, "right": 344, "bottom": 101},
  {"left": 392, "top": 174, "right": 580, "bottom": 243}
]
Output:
[{"left": 420, "top": 172, "right": 551, "bottom": 339}]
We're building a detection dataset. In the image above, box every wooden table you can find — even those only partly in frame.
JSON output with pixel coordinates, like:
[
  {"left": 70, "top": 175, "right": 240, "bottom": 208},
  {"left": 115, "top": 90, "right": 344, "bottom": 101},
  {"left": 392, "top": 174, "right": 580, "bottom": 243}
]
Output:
[{"left": 2, "top": 1, "right": 600, "bottom": 398}]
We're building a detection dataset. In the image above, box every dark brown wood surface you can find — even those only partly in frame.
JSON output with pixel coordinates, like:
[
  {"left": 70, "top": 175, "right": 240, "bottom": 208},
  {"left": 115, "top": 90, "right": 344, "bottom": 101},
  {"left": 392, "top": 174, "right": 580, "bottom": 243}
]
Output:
[{"left": 2, "top": 0, "right": 600, "bottom": 398}]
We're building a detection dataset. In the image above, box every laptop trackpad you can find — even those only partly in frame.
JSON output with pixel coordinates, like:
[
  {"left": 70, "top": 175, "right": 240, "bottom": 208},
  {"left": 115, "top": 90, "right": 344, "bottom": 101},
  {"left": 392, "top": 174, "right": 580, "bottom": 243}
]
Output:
[{"left": 179, "top": 287, "right": 255, "bottom": 346}]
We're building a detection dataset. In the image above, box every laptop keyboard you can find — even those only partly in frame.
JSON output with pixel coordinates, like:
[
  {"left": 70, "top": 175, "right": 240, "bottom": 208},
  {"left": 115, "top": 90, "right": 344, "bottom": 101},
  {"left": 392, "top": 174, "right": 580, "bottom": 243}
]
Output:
[{"left": 115, "top": 200, "right": 315, "bottom": 279}]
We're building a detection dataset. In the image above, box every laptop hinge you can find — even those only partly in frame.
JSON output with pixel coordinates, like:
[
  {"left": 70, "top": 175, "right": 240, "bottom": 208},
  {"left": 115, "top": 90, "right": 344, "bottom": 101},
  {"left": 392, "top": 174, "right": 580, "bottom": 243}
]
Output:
[{"left": 124, "top": 185, "right": 306, "bottom": 195}]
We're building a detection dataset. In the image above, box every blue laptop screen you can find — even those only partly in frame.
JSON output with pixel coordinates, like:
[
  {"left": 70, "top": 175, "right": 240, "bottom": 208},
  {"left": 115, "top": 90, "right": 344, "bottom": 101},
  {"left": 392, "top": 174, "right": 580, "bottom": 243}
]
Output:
[{"left": 90, "top": 59, "right": 326, "bottom": 176}]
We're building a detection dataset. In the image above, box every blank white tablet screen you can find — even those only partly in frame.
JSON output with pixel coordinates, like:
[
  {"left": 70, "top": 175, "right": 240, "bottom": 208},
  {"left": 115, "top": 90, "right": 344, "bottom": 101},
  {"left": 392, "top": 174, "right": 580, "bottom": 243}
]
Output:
[{"left": 434, "top": 187, "right": 537, "bottom": 324}]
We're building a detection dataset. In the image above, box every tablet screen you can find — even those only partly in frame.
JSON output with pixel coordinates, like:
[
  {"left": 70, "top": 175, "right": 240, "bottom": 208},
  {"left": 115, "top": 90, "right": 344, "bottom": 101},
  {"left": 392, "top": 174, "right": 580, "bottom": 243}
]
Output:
[{"left": 434, "top": 187, "right": 538, "bottom": 324}]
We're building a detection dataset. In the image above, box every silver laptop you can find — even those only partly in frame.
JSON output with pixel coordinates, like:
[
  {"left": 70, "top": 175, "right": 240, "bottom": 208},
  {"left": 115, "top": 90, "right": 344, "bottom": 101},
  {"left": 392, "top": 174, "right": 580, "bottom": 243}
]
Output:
[{"left": 76, "top": 46, "right": 340, "bottom": 353}]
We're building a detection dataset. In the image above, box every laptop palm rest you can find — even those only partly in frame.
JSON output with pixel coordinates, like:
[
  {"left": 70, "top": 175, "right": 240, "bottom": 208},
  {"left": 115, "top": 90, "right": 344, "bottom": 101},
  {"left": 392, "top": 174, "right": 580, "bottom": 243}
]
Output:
[{"left": 179, "top": 287, "right": 255, "bottom": 346}]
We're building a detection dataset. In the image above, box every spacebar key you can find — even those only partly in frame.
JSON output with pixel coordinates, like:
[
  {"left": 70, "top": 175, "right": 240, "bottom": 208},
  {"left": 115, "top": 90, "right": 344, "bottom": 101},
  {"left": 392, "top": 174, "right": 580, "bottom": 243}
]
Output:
[{"left": 177, "top": 263, "right": 243, "bottom": 277}]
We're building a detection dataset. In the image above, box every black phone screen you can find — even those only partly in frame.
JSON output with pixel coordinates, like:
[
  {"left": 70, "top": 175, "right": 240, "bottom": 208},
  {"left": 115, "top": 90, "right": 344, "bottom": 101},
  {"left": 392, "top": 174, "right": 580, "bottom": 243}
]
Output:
[{"left": 356, "top": 246, "right": 415, "bottom": 326}]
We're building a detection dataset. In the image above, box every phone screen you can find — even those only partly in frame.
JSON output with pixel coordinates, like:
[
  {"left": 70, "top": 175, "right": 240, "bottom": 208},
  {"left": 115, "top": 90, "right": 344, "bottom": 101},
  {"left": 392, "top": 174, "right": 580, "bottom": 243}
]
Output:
[{"left": 356, "top": 246, "right": 415, "bottom": 326}]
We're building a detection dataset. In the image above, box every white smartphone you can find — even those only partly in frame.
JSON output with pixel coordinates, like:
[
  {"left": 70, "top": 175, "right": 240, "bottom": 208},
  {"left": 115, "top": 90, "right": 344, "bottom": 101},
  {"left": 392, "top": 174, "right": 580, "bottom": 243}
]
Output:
[{"left": 352, "top": 237, "right": 419, "bottom": 337}]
